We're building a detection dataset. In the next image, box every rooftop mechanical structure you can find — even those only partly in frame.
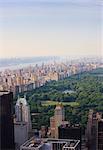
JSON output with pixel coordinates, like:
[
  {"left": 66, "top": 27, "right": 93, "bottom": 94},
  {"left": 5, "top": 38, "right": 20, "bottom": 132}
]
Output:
[{"left": 20, "top": 137, "right": 80, "bottom": 150}]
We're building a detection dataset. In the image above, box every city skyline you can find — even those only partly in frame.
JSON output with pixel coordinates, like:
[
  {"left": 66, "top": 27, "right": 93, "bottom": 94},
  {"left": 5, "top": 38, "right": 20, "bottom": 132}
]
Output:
[{"left": 0, "top": 0, "right": 102, "bottom": 58}]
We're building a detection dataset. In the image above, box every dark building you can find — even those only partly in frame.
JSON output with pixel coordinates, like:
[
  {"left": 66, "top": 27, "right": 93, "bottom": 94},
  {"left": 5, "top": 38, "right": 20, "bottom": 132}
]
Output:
[
  {"left": 86, "top": 110, "right": 103, "bottom": 150},
  {"left": 0, "top": 91, "right": 15, "bottom": 150},
  {"left": 98, "top": 120, "right": 103, "bottom": 150},
  {"left": 58, "top": 124, "right": 82, "bottom": 149}
]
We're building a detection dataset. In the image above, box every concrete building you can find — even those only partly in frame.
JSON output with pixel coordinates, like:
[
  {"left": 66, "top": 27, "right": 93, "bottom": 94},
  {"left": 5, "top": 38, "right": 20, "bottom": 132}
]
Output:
[
  {"left": 0, "top": 91, "right": 15, "bottom": 150},
  {"left": 14, "top": 122, "right": 28, "bottom": 149},
  {"left": 50, "top": 103, "right": 68, "bottom": 138},
  {"left": 58, "top": 124, "right": 82, "bottom": 150},
  {"left": 40, "top": 126, "right": 47, "bottom": 138},
  {"left": 14, "top": 96, "right": 32, "bottom": 148},
  {"left": 98, "top": 120, "right": 103, "bottom": 150},
  {"left": 48, "top": 72, "right": 59, "bottom": 81},
  {"left": 86, "top": 110, "right": 103, "bottom": 150}
]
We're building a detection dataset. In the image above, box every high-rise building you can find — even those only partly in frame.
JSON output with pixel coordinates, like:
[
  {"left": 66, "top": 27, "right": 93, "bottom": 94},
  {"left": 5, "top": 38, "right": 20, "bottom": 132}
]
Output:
[
  {"left": 50, "top": 103, "right": 68, "bottom": 138},
  {"left": 98, "top": 120, "right": 103, "bottom": 150},
  {"left": 0, "top": 91, "right": 15, "bottom": 150},
  {"left": 48, "top": 72, "right": 59, "bottom": 81},
  {"left": 40, "top": 126, "right": 47, "bottom": 138},
  {"left": 16, "top": 76, "right": 24, "bottom": 86},
  {"left": 58, "top": 124, "right": 82, "bottom": 150},
  {"left": 50, "top": 116, "right": 56, "bottom": 138},
  {"left": 14, "top": 95, "right": 32, "bottom": 148},
  {"left": 54, "top": 103, "right": 65, "bottom": 138},
  {"left": 86, "top": 110, "right": 103, "bottom": 150},
  {"left": 15, "top": 95, "right": 32, "bottom": 130}
]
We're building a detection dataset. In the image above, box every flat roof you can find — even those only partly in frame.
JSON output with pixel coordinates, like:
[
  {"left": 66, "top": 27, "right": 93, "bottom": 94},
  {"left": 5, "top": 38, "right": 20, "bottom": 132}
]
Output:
[
  {"left": 0, "top": 91, "right": 10, "bottom": 96},
  {"left": 59, "top": 124, "right": 81, "bottom": 129},
  {"left": 20, "top": 137, "right": 80, "bottom": 150}
]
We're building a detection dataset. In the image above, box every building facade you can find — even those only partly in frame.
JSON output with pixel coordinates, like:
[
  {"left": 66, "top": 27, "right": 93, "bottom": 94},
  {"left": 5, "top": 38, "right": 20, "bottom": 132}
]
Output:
[
  {"left": 50, "top": 103, "right": 68, "bottom": 138},
  {"left": 86, "top": 110, "right": 103, "bottom": 150},
  {"left": 0, "top": 91, "right": 15, "bottom": 150},
  {"left": 14, "top": 96, "right": 32, "bottom": 148},
  {"left": 58, "top": 124, "right": 82, "bottom": 150}
]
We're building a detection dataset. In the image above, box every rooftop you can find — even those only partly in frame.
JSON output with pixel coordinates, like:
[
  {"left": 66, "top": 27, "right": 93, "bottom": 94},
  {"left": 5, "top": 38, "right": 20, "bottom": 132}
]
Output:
[
  {"left": 59, "top": 124, "right": 81, "bottom": 129},
  {"left": 0, "top": 91, "right": 10, "bottom": 96},
  {"left": 20, "top": 137, "right": 80, "bottom": 150},
  {"left": 16, "top": 97, "right": 28, "bottom": 106},
  {"left": 55, "top": 103, "right": 63, "bottom": 110}
]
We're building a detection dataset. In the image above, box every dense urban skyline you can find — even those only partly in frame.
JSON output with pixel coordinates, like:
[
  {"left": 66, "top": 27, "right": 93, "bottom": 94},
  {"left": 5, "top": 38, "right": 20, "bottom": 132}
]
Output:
[{"left": 0, "top": 0, "right": 102, "bottom": 58}]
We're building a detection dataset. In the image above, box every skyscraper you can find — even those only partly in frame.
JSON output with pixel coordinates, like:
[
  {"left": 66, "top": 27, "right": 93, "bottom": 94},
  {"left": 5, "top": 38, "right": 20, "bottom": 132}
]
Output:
[
  {"left": 50, "top": 103, "right": 68, "bottom": 138},
  {"left": 98, "top": 120, "right": 103, "bottom": 150},
  {"left": 0, "top": 91, "right": 15, "bottom": 150},
  {"left": 14, "top": 95, "right": 32, "bottom": 148},
  {"left": 15, "top": 95, "right": 32, "bottom": 130},
  {"left": 54, "top": 103, "right": 64, "bottom": 138},
  {"left": 86, "top": 110, "right": 103, "bottom": 150},
  {"left": 58, "top": 124, "right": 82, "bottom": 150}
]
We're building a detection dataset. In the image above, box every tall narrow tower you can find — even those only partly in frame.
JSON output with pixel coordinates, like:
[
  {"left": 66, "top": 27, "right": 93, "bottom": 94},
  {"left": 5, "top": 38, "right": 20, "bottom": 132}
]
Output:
[
  {"left": 54, "top": 103, "right": 64, "bottom": 138},
  {"left": 14, "top": 95, "right": 32, "bottom": 148},
  {"left": 55, "top": 103, "right": 64, "bottom": 125},
  {"left": 0, "top": 91, "right": 15, "bottom": 150},
  {"left": 50, "top": 103, "right": 68, "bottom": 138},
  {"left": 15, "top": 95, "right": 32, "bottom": 131}
]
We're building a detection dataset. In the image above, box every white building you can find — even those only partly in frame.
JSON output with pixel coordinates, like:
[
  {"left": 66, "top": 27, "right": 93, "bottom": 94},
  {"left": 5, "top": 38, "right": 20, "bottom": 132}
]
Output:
[{"left": 14, "top": 96, "right": 32, "bottom": 148}]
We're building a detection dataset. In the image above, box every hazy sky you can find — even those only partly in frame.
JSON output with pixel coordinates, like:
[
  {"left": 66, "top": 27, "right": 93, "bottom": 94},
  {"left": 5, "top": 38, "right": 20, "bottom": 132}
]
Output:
[{"left": 0, "top": 0, "right": 102, "bottom": 58}]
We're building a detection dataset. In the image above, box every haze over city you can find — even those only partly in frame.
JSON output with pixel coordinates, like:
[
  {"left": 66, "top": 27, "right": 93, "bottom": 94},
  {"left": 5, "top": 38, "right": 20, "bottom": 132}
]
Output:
[
  {"left": 0, "top": 0, "right": 102, "bottom": 58},
  {"left": 1, "top": 1, "right": 103, "bottom": 150}
]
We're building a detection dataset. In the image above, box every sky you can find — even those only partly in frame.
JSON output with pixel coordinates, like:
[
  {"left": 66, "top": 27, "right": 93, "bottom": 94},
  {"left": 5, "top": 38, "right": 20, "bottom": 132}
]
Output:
[{"left": 0, "top": 0, "right": 102, "bottom": 58}]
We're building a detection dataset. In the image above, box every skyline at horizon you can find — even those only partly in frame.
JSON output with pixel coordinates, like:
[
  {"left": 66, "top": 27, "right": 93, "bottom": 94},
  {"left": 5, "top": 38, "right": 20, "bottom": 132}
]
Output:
[{"left": 0, "top": 0, "right": 102, "bottom": 58}]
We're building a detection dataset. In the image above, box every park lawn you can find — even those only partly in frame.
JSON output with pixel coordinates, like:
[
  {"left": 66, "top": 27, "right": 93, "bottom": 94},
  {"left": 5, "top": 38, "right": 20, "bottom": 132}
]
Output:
[{"left": 41, "top": 100, "right": 79, "bottom": 107}]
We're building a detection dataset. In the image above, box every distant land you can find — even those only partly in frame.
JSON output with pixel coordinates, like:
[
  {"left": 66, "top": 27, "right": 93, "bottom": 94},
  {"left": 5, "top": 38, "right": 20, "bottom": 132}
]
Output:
[
  {"left": 0, "top": 56, "right": 102, "bottom": 71},
  {"left": 0, "top": 56, "right": 59, "bottom": 71}
]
